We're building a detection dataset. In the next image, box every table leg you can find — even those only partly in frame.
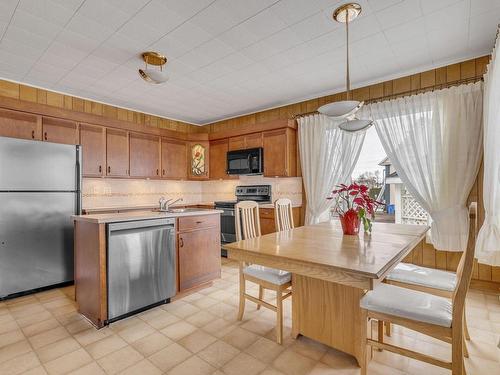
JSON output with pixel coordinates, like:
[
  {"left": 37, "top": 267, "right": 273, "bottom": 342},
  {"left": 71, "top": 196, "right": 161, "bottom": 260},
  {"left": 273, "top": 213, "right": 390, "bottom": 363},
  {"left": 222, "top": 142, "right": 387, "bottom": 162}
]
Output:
[{"left": 292, "top": 274, "right": 367, "bottom": 366}]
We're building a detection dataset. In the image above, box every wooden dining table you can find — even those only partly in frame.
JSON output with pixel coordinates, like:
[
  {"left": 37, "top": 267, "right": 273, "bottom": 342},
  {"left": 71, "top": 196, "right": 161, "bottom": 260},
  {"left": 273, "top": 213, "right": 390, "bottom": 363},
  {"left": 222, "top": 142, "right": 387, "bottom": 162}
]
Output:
[{"left": 223, "top": 220, "right": 429, "bottom": 366}]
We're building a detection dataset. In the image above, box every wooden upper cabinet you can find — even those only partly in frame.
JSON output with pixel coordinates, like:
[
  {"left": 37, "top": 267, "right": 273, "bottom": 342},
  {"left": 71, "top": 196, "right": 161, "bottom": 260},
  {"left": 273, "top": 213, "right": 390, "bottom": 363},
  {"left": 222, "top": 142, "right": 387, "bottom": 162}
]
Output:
[
  {"left": 228, "top": 133, "right": 263, "bottom": 151},
  {"left": 0, "top": 108, "right": 41, "bottom": 141},
  {"left": 42, "top": 117, "right": 78, "bottom": 144},
  {"left": 161, "top": 138, "right": 187, "bottom": 179},
  {"left": 188, "top": 141, "right": 210, "bottom": 180},
  {"left": 228, "top": 136, "right": 245, "bottom": 151},
  {"left": 244, "top": 133, "right": 263, "bottom": 149},
  {"left": 79, "top": 123, "right": 105, "bottom": 177},
  {"left": 106, "top": 128, "right": 129, "bottom": 177},
  {"left": 129, "top": 132, "right": 160, "bottom": 178},
  {"left": 209, "top": 139, "right": 229, "bottom": 180},
  {"left": 263, "top": 128, "right": 297, "bottom": 177}
]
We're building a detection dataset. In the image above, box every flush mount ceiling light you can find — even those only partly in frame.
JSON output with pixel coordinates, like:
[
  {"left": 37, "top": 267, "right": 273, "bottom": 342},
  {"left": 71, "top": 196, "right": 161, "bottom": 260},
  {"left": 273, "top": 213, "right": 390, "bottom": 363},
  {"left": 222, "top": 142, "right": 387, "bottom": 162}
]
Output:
[
  {"left": 138, "top": 51, "right": 169, "bottom": 84},
  {"left": 318, "top": 3, "right": 373, "bottom": 132}
]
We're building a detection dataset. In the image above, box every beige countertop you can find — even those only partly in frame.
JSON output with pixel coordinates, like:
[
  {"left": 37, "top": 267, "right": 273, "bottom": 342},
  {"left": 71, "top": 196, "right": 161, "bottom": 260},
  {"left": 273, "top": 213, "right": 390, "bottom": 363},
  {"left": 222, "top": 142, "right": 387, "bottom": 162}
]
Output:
[{"left": 73, "top": 209, "right": 222, "bottom": 224}]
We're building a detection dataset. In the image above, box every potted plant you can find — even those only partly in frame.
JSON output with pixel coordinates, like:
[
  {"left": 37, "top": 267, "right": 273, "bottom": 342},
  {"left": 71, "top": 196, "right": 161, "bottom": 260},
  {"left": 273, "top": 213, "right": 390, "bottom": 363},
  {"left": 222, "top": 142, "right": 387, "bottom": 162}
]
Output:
[{"left": 329, "top": 183, "right": 383, "bottom": 235}]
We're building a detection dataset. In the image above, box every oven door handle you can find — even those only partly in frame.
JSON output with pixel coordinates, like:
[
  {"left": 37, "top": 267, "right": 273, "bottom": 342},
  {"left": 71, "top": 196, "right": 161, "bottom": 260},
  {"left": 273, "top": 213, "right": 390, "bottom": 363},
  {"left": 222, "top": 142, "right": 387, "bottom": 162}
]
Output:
[{"left": 220, "top": 209, "right": 235, "bottom": 217}]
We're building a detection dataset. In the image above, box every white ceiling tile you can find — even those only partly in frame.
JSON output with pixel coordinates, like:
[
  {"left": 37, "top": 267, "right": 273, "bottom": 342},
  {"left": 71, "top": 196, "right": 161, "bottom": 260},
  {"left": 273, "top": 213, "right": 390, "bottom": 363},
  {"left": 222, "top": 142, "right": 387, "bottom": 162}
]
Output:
[
  {"left": 166, "top": 21, "right": 213, "bottom": 52},
  {"left": 419, "top": 0, "right": 463, "bottom": 15},
  {"left": 375, "top": 0, "right": 422, "bottom": 29},
  {"left": 242, "top": 8, "right": 287, "bottom": 42},
  {"left": 367, "top": 0, "right": 404, "bottom": 12},
  {"left": 261, "top": 27, "right": 303, "bottom": 54},
  {"left": 424, "top": 0, "right": 468, "bottom": 32},
  {"left": 18, "top": 0, "right": 82, "bottom": 26},
  {"left": 0, "top": 38, "right": 45, "bottom": 60},
  {"left": 159, "top": 0, "right": 214, "bottom": 19},
  {"left": 190, "top": 1, "right": 241, "bottom": 36},
  {"left": 11, "top": 9, "right": 62, "bottom": 39},
  {"left": 105, "top": 0, "right": 151, "bottom": 15},
  {"left": 78, "top": 0, "right": 130, "bottom": 30},
  {"left": 289, "top": 11, "right": 339, "bottom": 42},
  {"left": 150, "top": 35, "right": 191, "bottom": 59},
  {"left": 118, "top": 18, "right": 166, "bottom": 46},
  {"left": 218, "top": 23, "right": 262, "bottom": 49},
  {"left": 470, "top": 0, "right": 500, "bottom": 16},
  {"left": 55, "top": 30, "right": 101, "bottom": 54},
  {"left": 67, "top": 13, "right": 115, "bottom": 43},
  {"left": 383, "top": 16, "right": 426, "bottom": 44},
  {"left": 131, "top": 0, "right": 185, "bottom": 36},
  {"left": 0, "top": 0, "right": 19, "bottom": 23},
  {"left": 2, "top": 25, "right": 52, "bottom": 51},
  {"left": 270, "top": 0, "right": 320, "bottom": 25}
]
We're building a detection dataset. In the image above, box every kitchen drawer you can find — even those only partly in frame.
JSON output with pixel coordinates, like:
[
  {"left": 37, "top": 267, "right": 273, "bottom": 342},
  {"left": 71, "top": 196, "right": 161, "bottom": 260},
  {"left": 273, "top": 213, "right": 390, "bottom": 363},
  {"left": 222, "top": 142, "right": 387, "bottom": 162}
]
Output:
[
  {"left": 259, "top": 208, "right": 274, "bottom": 219},
  {"left": 178, "top": 214, "right": 219, "bottom": 232}
]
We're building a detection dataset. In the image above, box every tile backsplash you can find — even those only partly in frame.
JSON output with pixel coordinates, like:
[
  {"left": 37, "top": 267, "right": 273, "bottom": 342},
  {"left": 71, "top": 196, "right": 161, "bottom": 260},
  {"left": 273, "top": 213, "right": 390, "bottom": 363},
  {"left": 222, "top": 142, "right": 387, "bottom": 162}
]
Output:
[{"left": 82, "top": 176, "right": 302, "bottom": 209}]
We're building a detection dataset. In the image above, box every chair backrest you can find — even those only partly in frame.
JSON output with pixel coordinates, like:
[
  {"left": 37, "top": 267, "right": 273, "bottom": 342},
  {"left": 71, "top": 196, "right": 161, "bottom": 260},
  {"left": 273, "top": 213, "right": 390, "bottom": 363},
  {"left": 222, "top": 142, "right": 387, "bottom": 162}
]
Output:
[
  {"left": 235, "top": 200, "right": 261, "bottom": 241},
  {"left": 452, "top": 202, "right": 477, "bottom": 324},
  {"left": 274, "top": 198, "right": 294, "bottom": 232}
]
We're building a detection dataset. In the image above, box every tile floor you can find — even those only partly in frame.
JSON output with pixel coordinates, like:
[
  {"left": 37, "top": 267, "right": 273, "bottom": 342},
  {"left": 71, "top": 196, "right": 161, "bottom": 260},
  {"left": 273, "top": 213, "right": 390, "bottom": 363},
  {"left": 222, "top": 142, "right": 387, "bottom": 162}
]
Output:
[{"left": 0, "top": 258, "right": 499, "bottom": 375}]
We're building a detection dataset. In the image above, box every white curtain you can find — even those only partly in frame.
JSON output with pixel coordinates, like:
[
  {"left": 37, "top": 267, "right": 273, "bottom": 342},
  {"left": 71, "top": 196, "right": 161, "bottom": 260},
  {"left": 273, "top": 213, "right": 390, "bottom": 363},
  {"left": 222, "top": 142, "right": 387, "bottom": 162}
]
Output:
[
  {"left": 476, "top": 32, "right": 500, "bottom": 265},
  {"left": 298, "top": 114, "right": 365, "bottom": 225},
  {"left": 365, "top": 82, "right": 483, "bottom": 251}
]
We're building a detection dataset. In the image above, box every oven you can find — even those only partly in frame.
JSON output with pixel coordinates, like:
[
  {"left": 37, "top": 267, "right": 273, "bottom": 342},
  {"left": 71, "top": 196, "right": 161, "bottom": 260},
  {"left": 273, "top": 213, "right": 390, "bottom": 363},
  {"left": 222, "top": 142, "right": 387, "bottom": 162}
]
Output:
[
  {"left": 227, "top": 147, "right": 263, "bottom": 175},
  {"left": 215, "top": 185, "right": 271, "bottom": 257}
]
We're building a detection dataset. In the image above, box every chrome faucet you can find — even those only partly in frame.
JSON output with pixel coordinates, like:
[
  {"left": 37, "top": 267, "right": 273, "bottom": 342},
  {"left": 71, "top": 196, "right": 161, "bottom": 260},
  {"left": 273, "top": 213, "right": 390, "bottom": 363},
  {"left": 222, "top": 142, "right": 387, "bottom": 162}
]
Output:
[{"left": 158, "top": 197, "right": 183, "bottom": 212}]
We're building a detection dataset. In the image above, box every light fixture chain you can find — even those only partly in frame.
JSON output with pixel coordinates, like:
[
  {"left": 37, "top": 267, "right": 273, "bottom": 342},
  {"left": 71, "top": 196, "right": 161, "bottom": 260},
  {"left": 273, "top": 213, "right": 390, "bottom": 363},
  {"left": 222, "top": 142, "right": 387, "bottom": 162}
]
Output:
[{"left": 346, "top": 12, "right": 350, "bottom": 100}]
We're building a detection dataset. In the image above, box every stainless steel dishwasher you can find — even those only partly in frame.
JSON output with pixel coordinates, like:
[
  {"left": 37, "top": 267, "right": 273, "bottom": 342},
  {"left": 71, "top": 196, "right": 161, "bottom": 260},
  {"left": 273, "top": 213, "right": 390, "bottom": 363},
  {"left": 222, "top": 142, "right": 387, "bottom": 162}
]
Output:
[{"left": 107, "top": 218, "right": 176, "bottom": 322}]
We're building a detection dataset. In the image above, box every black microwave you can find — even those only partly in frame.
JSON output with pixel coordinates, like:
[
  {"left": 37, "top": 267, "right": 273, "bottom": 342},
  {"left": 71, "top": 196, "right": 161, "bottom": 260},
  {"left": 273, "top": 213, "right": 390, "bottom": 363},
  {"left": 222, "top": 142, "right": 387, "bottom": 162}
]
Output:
[{"left": 227, "top": 147, "right": 263, "bottom": 175}]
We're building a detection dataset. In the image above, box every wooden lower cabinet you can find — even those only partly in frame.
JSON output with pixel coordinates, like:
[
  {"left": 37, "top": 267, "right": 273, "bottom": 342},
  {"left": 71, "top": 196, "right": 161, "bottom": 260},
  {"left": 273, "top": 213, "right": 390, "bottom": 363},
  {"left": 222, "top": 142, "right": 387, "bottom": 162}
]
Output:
[
  {"left": 260, "top": 207, "right": 301, "bottom": 235},
  {"left": 74, "top": 213, "right": 221, "bottom": 328},
  {"left": 177, "top": 215, "right": 221, "bottom": 292}
]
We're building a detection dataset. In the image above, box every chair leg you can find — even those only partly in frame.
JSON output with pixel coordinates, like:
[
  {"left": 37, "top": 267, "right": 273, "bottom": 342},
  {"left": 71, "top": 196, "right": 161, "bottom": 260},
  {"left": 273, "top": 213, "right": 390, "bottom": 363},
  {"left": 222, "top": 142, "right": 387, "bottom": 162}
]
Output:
[
  {"left": 451, "top": 325, "right": 464, "bottom": 375},
  {"left": 463, "top": 309, "right": 470, "bottom": 341},
  {"left": 377, "top": 320, "right": 384, "bottom": 351},
  {"left": 463, "top": 336, "right": 469, "bottom": 358},
  {"left": 276, "top": 289, "right": 283, "bottom": 345},
  {"left": 359, "top": 309, "right": 368, "bottom": 375},
  {"left": 385, "top": 321, "right": 391, "bottom": 337},
  {"left": 237, "top": 263, "right": 246, "bottom": 321},
  {"left": 257, "top": 286, "right": 264, "bottom": 310}
]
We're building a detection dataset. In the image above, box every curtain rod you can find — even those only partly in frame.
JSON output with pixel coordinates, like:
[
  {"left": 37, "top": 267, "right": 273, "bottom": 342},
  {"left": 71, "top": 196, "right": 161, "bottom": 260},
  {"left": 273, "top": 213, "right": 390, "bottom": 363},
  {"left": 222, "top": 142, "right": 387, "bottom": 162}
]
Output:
[{"left": 292, "top": 76, "right": 483, "bottom": 119}]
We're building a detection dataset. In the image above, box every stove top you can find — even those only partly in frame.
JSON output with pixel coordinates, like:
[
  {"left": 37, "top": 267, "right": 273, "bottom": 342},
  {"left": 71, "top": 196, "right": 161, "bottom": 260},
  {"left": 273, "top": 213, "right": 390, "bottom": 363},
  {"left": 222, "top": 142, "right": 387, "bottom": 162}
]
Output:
[{"left": 215, "top": 185, "right": 272, "bottom": 209}]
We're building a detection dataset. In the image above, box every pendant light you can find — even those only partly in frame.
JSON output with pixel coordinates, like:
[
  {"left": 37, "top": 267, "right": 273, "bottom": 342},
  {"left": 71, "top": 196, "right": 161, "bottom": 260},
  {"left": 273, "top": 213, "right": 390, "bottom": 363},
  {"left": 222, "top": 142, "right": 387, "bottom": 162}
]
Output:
[
  {"left": 138, "top": 51, "right": 169, "bottom": 84},
  {"left": 317, "top": 3, "right": 373, "bottom": 132}
]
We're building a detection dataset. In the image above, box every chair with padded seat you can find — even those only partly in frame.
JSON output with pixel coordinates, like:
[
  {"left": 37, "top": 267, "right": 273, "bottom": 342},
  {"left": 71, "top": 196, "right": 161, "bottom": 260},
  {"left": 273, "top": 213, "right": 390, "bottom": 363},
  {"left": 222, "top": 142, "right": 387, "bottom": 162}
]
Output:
[
  {"left": 385, "top": 262, "right": 471, "bottom": 344},
  {"left": 274, "top": 198, "right": 295, "bottom": 232},
  {"left": 359, "top": 203, "right": 477, "bottom": 375},
  {"left": 235, "top": 200, "right": 292, "bottom": 344}
]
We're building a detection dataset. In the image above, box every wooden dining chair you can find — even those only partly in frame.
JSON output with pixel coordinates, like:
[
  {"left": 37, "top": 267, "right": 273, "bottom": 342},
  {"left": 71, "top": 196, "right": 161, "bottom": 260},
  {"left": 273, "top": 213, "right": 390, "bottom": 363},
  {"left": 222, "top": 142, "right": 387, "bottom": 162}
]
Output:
[
  {"left": 235, "top": 200, "right": 292, "bottom": 344},
  {"left": 274, "top": 198, "right": 294, "bottom": 232},
  {"left": 359, "top": 203, "right": 476, "bottom": 375}
]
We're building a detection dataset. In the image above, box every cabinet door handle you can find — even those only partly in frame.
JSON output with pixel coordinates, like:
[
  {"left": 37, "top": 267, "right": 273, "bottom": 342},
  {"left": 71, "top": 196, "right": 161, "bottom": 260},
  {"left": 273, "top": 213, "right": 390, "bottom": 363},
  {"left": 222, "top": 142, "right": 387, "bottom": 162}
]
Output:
[
  {"left": 179, "top": 237, "right": 184, "bottom": 248},
  {"left": 98, "top": 165, "right": 102, "bottom": 173},
  {"left": 196, "top": 221, "right": 203, "bottom": 224},
  {"left": 162, "top": 169, "right": 165, "bottom": 175},
  {"left": 31, "top": 130, "right": 35, "bottom": 139},
  {"left": 107, "top": 166, "right": 111, "bottom": 174},
  {"left": 156, "top": 169, "right": 159, "bottom": 175},
  {"left": 44, "top": 132, "right": 47, "bottom": 141}
]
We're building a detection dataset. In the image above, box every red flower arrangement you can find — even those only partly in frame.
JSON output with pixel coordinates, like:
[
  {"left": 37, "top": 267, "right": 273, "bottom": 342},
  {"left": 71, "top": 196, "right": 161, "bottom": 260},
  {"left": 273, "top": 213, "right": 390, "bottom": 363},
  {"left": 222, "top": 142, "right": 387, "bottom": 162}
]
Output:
[{"left": 328, "top": 183, "right": 383, "bottom": 235}]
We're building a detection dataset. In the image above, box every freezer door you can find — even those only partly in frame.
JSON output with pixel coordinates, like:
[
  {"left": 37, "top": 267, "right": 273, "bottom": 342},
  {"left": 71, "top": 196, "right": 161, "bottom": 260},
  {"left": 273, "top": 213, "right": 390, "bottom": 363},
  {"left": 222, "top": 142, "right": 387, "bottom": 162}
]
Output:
[
  {"left": 0, "top": 137, "right": 78, "bottom": 191},
  {"left": 0, "top": 192, "right": 76, "bottom": 298},
  {"left": 107, "top": 221, "right": 176, "bottom": 321}
]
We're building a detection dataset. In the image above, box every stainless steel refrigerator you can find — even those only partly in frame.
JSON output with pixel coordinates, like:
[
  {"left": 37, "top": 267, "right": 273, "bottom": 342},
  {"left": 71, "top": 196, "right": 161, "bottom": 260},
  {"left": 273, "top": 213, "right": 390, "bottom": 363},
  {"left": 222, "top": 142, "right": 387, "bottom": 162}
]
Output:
[{"left": 0, "top": 136, "right": 81, "bottom": 299}]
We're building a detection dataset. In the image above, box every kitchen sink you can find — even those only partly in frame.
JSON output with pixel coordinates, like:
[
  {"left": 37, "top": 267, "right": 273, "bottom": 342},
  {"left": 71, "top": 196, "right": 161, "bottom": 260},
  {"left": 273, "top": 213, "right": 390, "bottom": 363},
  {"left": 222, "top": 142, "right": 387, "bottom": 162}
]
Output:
[{"left": 152, "top": 207, "right": 207, "bottom": 213}]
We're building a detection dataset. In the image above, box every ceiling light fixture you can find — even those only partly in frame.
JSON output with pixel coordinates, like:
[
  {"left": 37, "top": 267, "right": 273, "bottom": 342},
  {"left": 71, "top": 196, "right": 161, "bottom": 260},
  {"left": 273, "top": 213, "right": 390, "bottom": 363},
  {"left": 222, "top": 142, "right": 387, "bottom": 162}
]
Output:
[
  {"left": 138, "top": 51, "right": 169, "bottom": 84},
  {"left": 318, "top": 3, "right": 373, "bottom": 132}
]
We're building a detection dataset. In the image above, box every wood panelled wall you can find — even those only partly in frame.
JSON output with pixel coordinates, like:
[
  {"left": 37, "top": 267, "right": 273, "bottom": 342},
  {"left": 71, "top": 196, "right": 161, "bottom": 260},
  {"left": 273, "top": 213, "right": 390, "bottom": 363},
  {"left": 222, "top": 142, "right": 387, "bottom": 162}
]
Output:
[
  {"left": 206, "top": 55, "right": 499, "bottom": 290},
  {"left": 0, "top": 80, "right": 203, "bottom": 134}
]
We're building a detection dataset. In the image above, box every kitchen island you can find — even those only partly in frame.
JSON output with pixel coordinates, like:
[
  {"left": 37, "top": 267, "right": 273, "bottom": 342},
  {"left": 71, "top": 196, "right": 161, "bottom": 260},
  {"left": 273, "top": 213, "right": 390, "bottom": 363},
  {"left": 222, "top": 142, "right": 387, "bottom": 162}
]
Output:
[
  {"left": 223, "top": 221, "right": 428, "bottom": 367},
  {"left": 73, "top": 209, "right": 222, "bottom": 328}
]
